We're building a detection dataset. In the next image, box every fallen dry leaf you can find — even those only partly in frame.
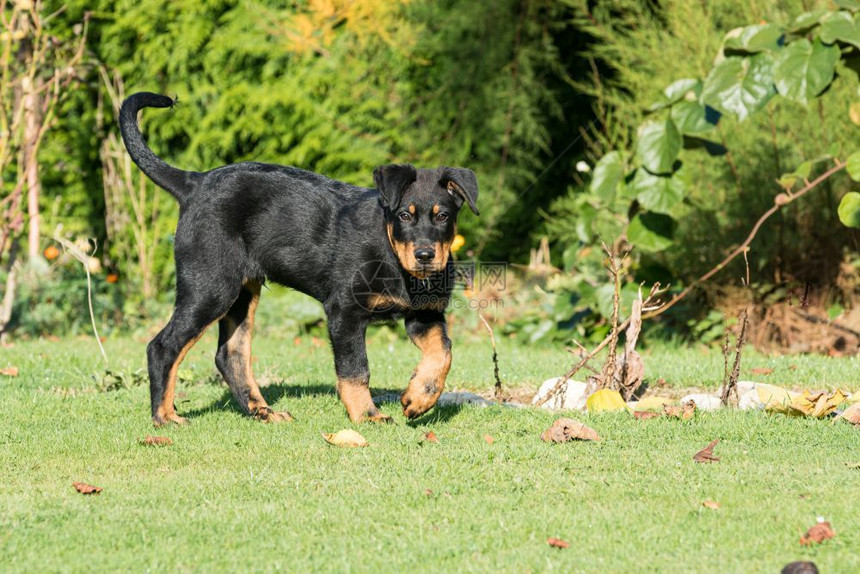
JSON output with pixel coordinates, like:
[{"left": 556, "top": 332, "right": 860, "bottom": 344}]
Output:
[
  {"left": 139, "top": 436, "right": 173, "bottom": 446},
  {"left": 0, "top": 366, "right": 19, "bottom": 377},
  {"left": 792, "top": 389, "right": 848, "bottom": 418},
  {"left": 788, "top": 365, "right": 798, "bottom": 371},
  {"left": 73, "top": 482, "right": 102, "bottom": 495},
  {"left": 702, "top": 500, "right": 720, "bottom": 510},
  {"left": 664, "top": 400, "right": 696, "bottom": 421},
  {"left": 547, "top": 537, "right": 570, "bottom": 549},
  {"left": 541, "top": 418, "right": 600, "bottom": 443},
  {"left": 424, "top": 431, "right": 439, "bottom": 443},
  {"left": 693, "top": 439, "right": 720, "bottom": 463},
  {"left": 750, "top": 367, "right": 773, "bottom": 376},
  {"left": 799, "top": 521, "right": 835, "bottom": 545},
  {"left": 834, "top": 403, "right": 860, "bottom": 425},
  {"left": 633, "top": 410, "right": 661, "bottom": 420},
  {"left": 424, "top": 489, "right": 433, "bottom": 496},
  {"left": 322, "top": 429, "right": 368, "bottom": 448},
  {"left": 845, "top": 462, "right": 860, "bottom": 469},
  {"left": 483, "top": 434, "right": 494, "bottom": 445}
]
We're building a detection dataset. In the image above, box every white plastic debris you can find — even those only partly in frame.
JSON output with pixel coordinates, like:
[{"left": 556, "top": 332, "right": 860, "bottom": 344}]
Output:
[
  {"left": 531, "top": 378, "right": 589, "bottom": 411},
  {"left": 739, "top": 388, "right": 764, "bottom": 410},
  {"left": 679, "top": 393, "right": 723, "bottom": 411}
]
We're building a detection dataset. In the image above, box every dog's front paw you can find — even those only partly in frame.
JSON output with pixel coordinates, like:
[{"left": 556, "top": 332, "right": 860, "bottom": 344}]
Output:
[
  {"left": 152, "top": 413, "right": 189, "bottom": 427},
  {"left": 401, "top": 384, "right": 441, "bottom": 419},
  {"left": 361, "top": 413, "right": 394, "bottom": 424},
  {"left": 253, "top": 406, "right": 295, "bottom": 423}
]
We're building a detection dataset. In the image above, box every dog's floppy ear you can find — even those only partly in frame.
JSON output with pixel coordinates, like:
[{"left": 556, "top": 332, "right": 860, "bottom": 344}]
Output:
[
  {"left": 440, "top": 167, "right": 479, "bottom": 215},
  {"left": 373, "top": 164, "right": 417, "bottom": 211}
]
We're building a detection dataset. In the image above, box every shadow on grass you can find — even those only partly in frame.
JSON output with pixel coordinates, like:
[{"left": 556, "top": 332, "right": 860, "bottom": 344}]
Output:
[{"left": 182, "top": 380, "right": 405, "bottom": 420}]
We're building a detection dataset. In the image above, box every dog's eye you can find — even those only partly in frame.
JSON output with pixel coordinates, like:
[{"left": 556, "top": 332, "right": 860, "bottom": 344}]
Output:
[
  {"left": 436, "top": 213, "right": 449, "bottom": 222},
  {"left": 398, "top": 212, "right": 412, "bottom": 222}
]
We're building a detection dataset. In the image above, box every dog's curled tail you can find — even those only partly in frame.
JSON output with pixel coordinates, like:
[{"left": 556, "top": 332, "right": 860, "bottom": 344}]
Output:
[{"left": 119, "top": 92, "right": 201, "bottom": 207}]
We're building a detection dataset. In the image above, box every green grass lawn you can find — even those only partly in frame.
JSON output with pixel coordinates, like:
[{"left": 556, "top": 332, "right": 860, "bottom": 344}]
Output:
[{"left": 1, "top": 331, "right": 858, "bottom": 572}]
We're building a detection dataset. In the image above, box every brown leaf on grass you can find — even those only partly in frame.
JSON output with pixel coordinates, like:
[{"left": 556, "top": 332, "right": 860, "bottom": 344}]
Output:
[
  {"left": 547, "top": 537, "right": 570, "bottom": 549},
  {"left": 634, "top": 410, "right": 661, "bottom": 420},
  {"left": 139, "top": 436, "right": 173, "bottom": 446},
  {"left": 834, "top": 403, "right": 860, "bottom": 425},
  {"left": 845, "top": 462, "right": 860, "bottom": 469},
  {"left": 73, "top": 482, "right": 102, "bottom": 495},
  {"left": 483, "top": 434, "right": 494, "bottom": 445},
  {"left": 322, "top": 429, "right": 368, "bottom": 447},
  {"left": 693, "top": 439, "right": 720, "bottom": 463},
  {"left": 750, "top": 367, "right": 773, "bottom": 376},
  {"left": 424, "top": 431, "right": 439, "bottom": 443},
  {"left": 799, "top": 521, "right": 835, "bottom": 545},
  {"left": 0, "top": 366, "right": 19, "bottom": 377},
  {"left": 664, "top": 400, "right": 696, "bottom": 421},
  {"left": 702, "top": 500, "right": 720, "bottom": 510},
  {"left": 788, "top": 364, "right": 798, "bottom": 371},
  {"left": 541, "top": 418, "right": 600, "bottom": 443}
]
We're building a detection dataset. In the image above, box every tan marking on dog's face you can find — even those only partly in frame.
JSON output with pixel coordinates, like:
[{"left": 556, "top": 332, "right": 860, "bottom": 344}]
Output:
[
  {"left": 408, "top": 204, "right": 416, "bottom": 215},
  {"left": 432, "top": 205, "right": 440, "bottom": 215},
  {"left": 401, "top": 324, "right": 451, "bottom": 419},
  {"left": 386, "top": 223, "right": 453, "bottom": 279}
]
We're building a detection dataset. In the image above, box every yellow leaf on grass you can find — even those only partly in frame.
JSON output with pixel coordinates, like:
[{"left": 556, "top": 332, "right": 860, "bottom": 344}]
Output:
[
  {"left": 635, "top": 396, "right": 674, "bottom": 411},
  {"left": 791, "top": 389, "right": 847, "bottom": 418},
  {"left": 587, "top": 389, "right": 628, "bottom": 413},
  {"left": 757, "top": 383, "right": 800, "bottom": 414},
  {"left": 322, "top": 430, "right": 368, "bottom": 448},
  {"left": 834, "top": 402, "right": 860, "bottom": 425}
]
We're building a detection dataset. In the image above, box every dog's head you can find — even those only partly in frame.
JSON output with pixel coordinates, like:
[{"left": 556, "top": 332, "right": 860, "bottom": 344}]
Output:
[{"left": 374, "top": 164, "right": 479, "bottom": 279}]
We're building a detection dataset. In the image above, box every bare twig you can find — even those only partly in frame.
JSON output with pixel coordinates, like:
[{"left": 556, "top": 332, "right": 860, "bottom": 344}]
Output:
[
  {"left": 478, "top": 314, "right": 504, "bottom": 401},
  {"left": 721, "top": 309, "right": 749, "bottom": 406},
  {"left": 52, "top": 235, "right": 108, "bottom": 364}
]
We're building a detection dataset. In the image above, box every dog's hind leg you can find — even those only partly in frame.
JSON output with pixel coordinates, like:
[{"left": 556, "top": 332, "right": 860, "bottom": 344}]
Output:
[
  {"left": 215, "top": 282, "right": 293, "bottom": 423},
  {"left": 147, "top": 286, "right": 236, "bottom": 427}
]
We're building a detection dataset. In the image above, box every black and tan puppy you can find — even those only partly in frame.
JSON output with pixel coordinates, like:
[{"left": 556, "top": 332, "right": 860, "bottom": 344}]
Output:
[{"left": 119, "top": 92, "right": 478, "bottom": 426}]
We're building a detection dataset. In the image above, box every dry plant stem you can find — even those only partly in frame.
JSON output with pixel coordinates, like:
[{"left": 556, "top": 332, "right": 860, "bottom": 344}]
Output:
[
  {"left": 723, "top": 309, "right": 749, "bottom": 406},
  {"left": 600, "top": 243, "right": 622, "bottom": 389},
  {"left": 478, "top": 314, "right": 504, "bottom": 401},
  {"left": 53, "top": 236, "right": 108, "bottom": 364},
  {"left": 646, "top": 160, "right": 846, "bottom": 320}
]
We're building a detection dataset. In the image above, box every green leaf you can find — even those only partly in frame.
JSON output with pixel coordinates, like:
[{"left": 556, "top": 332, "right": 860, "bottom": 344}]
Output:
[
  {"left": 847, "top": 151, "right": 860, "bottom": 180},
  {"left": 590, "top": 151, "right": 625, "bottom": 202},
  {"left": 648, "top": 79, "right": 701, "bottom": 111},
  {"left": 819, "top": 11, "right": 860, "bottom": 49},
  {"left": 702, "top": 54, "right": 776, "bottom": 121},
  {"left": 627, "top": 212, "right": 676, "bottom": 252},
  {"left": 837, "top": 192, "right": 860, "bottom": 228},
  {"left": 773, "top": 38, "right": 839, "bottom": 105},
  {"left": 670, "top": 101, "right": 715, "bottom": 135},
  {"left": 789, "top": 10, "right": 827, "bottom": 33},
  {"left": 835, "top": 0, "right": 860, "bottom": 12},
  {"left": 630, "top": 168, "right": 686, "bottom": 215},
  {"left": 635, "top": 120, "right": 681, "bottom": 175},
  {"left": 723, "top": 24, "right": 783, "bottom": 53}
]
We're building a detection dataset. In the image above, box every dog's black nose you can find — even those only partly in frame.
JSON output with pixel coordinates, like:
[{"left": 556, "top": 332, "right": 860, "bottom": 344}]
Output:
[{"left": 414, "top": 248, "right": 435, "bottom": 263}]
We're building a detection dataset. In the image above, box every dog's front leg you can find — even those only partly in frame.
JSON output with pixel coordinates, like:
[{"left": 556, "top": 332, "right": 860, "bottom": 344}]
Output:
[
  {"left": 402, "top": 311, "right": 451, "bottom": 419},
  {"left": 328, "top": 312, "right": 392, "bottom": 423}
]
